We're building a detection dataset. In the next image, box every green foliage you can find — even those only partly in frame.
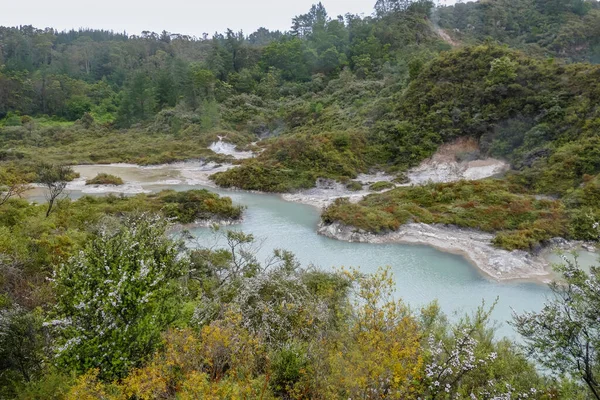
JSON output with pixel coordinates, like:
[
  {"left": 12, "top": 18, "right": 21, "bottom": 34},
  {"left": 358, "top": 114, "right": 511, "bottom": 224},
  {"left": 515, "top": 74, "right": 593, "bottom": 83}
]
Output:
[
  {"left": 486, "top": 56, "right": 519, "bottom": 86},
  {"left": 49, "top": 214, "right": 187, "bottom": 380},
  {"left": 323, "top": 179, "right": 569, "bottom": 250},
  {"left": 0, "top": 189, "right": 242, "bottom": 304},
  {"left": 514, "top": 260, "right": 600, "bottom": 399},
  {"left": 212, "top": 159, "right": 318, "bottom": 192},
  {"left": 0, "top": 308, "right": 47, "bottom": 395},
  {"left": 3, "top": 4, "right": 600, "bottom": 396},
  {"left": 423, "top": 300, "right": 551, "bottom": 399},
  {"left": 0, "top": 201, "right": 582, "bottom": 398},
  {"left": 35, "top": 163, "right": 76, "bottom": 217},
  {"left": 212, "top": 131, "right": 368, "bottom": 192},
  {"left": 534, "top": 137, "right": 600, "bottom": 195},
  {"left": 155, "top": 189, "right": 244, "bottom": 223},
  {"left": 0, "top": 125, "right": 237, "bottom": 166},
  {"left": 270, "top": 342, "right": 309, "bottom": 395},
  {"left": 14, "top": 371, "right": 75, "bottom": 400},
  {"left": 369, "top": 181, "right": 395, "bottom": 191},
  {"left": 346, "top": 180, "right": 363, "bottom": 191},
  {"left": 436, "top": 0, "right": 600, "bottom": 62},
  {"left": 84, "top": 173, "right": 123, "bottom": 186}
]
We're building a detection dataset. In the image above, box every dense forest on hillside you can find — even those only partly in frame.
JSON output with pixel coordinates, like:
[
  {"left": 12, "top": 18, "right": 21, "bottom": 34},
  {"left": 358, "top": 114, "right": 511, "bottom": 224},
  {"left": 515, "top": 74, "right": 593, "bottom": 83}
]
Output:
[
  {"left": 2, "top": 0, "right": 600, "bottom": 398},
  {"left": 436, "top": 0, "right": 600, "bottom": 62}
]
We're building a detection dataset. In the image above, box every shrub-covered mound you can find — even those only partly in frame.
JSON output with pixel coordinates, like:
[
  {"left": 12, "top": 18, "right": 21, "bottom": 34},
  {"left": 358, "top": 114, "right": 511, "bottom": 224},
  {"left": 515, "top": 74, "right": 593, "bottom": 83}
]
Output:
[
  {"left": 322, "top": 179, "right": 569, "bottom": 251},
  {"left": 152, "top": 189, "right": 244, "bottom": 223},
  {"left": 211, "top": 131, "right": 369, "bottom": 192},
  {"left": 85, "top": 173, "right": 124, "bottom": 185}
]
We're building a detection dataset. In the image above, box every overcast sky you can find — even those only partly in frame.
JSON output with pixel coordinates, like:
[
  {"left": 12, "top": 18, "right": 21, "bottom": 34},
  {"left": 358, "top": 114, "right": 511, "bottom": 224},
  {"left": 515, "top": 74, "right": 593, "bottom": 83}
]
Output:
[{"left": 2, "top": 0, "right": 464, "bottom": 38}]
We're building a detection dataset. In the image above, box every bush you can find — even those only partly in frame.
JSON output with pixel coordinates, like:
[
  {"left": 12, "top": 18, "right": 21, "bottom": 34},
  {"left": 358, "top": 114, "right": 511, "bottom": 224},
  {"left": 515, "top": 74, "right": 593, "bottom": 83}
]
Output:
[
  {"left": 85, "top": 173, "right": 124, "bottom": 185},
  {"left": 154, "top": 189, "right": 244, "bottom": 223},
  {"left": 270, "top": 342, "right": 308, "bottom": 396},
  {"left": 369, "top": 181, "right": 395, "bottom": 191},
  {"left": 49, "top": 215, "right": 188, "bottom": 380},
  {"left": 346, "top": 181, "right": 363, "bottom": 191},
  {"left": 212, "top": 131, "right": 368, "bottom": 192}
]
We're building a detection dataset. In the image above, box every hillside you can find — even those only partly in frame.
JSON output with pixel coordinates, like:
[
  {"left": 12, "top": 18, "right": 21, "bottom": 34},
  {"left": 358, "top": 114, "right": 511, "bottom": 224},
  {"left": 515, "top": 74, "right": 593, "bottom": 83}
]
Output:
[
  {"left": 436, "top": 0, "right": 600, "bottom": 62},
  {"left": 2, "top": 0, "right": 600, "bottom": 398}
]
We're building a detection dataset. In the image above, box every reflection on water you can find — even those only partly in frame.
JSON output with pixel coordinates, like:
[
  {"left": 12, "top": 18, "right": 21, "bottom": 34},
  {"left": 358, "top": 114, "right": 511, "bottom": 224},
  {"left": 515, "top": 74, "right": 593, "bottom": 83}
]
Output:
[{"left": 23, "top": 163, "right": 566, "bottom": 339}]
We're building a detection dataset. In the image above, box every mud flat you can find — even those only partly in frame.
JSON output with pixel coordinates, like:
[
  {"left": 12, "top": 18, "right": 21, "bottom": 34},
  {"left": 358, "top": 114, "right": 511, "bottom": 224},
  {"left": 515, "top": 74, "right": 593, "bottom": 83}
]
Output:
[{"left": 24, "top": 161, "right": 235, "bottom": 199}]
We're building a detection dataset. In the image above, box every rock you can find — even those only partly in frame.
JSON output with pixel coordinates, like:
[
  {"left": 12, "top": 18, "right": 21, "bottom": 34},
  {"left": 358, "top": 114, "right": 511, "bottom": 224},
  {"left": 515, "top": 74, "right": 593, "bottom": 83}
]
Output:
[{"left": 583, "top": 244, "right": 597, "bottom": 252}]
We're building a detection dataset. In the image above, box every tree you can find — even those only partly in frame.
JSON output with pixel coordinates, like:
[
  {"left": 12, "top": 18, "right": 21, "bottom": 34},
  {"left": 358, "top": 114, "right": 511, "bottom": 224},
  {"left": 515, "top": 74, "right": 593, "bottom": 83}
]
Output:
[
  {"left": 486, "top": 56, "right": 519, "bottom": 86},
  {"left": 154, "top": 69, "right": 177, "bottom": 110},
  {"left": 36, "top": 163, "right": 73, "bottom": 217},
  {"left": 47, "top": 214, "right": 187, "bottom": 379},
  {"left": 514, "top": 259, "right": 600, "bottom": 399},
  {"left": 190, "top": 65, "right": 216, "bottom": 101},
  {"left": 261, "top": 38, "right": 313, "bottom": 81},
  {"left": 374, "top": 0, "right": 412, "bottom": 16},
  {"left": 0, "top": 308, "right": 46, "bottom": 386},
  {"left": 291, "top": 2, "right": 329, "bottom": 38},
  {"left": 322, "top": 267, "right": 423, "bottom": 399},
  {"left": 116, "top": 72, "right": 155, "bottom": 127},
  {"left": 0, "top": 169, "right": 30, "bottom": 206}
]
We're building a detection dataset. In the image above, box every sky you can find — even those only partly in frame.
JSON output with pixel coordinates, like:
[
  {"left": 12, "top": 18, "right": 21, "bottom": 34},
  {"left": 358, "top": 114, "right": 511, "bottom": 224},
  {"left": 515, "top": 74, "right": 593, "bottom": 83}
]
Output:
[{"left": 1, "top": 0, "right": 465, "bottom": 38}]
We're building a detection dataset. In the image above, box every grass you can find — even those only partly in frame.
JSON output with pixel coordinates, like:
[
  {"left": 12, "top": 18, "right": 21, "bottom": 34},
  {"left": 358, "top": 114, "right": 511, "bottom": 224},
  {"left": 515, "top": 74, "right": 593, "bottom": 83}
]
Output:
[
  {"left": 34, "top": 117, "right": 76, "bottom": 128},
  {"left": 0, "top": 126, "right": 254, "bottom": 166}
]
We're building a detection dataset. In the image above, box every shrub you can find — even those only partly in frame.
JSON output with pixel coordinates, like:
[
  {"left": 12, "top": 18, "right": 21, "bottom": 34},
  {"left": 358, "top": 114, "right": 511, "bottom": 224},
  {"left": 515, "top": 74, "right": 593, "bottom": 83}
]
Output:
[
  {"left": 270, "top": 342, "right": 308, "bottom": 396},
  {"left": 48, "top": 214, "right": 188, "bottom": 380},
  {"left": 85, "top": 173, "right": 124, "bottom": 185},
  {"left": 154, "top": 189, "right": 244, "bottom": 223},
  {"left": 346, "top": 181, "right": 363, "bottom": 191},
  {"left": 322, "top": 180, "right": 569, "bottom": 250},
  {"left": 369, "top": 181, "right": 395, "bottom": 191}
]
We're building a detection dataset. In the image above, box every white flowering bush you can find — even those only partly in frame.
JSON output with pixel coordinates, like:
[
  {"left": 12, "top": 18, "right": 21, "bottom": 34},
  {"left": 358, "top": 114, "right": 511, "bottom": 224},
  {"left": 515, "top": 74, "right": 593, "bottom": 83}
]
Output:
[
  {"left": 47, "top": 214, "right": 187, "bottom": 379},
  {"left": 423, "top": 301, "right": 548, "bottom": 399},
  {"left": 194, "top": 249, "right": 342, "bottom": 345},
  {"left": 191, "top": 230, "right": 351, "bottom": 346}
]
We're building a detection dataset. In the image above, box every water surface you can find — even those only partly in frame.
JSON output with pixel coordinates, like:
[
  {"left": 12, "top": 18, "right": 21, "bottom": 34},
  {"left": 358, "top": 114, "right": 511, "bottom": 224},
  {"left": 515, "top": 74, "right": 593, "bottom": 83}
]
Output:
[
  {"left": 187, "top": 188, "right": 551, "bottom": 338},
  {"left": 25, "top": 163, "right": 565, "bottom": 338}
]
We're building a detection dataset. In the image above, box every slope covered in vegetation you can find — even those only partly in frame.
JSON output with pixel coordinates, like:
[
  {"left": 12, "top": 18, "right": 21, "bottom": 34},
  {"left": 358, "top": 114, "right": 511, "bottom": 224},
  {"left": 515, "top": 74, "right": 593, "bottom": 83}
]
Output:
[
  {"left": 321, "top": 42, "right": 600, "bottom": 246},
  {"left": 435, "top": 0, "right": 600, "bottom": 62},
  {"left": 2, "top": 0, "right": 600, "bottom": 398}
]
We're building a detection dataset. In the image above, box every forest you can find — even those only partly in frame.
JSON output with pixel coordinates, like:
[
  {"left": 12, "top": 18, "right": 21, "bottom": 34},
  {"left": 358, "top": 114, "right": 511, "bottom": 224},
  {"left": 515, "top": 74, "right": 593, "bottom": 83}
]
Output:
[{"left": 2, "top": 0, "right": 600, "bottom": 398}]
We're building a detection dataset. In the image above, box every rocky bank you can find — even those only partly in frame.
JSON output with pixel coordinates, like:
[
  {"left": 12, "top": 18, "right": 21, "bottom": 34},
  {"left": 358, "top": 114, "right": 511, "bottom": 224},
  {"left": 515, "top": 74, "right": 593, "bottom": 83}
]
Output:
[{"left": 318, "top": 221, "right": 552, "bottom": 281}]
